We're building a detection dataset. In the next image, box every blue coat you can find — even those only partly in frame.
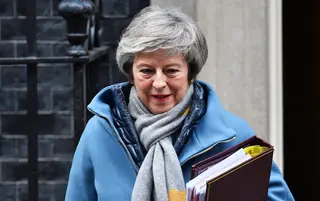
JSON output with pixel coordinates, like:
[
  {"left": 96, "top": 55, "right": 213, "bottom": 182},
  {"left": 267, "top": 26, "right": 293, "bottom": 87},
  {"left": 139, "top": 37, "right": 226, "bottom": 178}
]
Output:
[{"left": 65, "top": 82, "right": 295, "bottom": 201}]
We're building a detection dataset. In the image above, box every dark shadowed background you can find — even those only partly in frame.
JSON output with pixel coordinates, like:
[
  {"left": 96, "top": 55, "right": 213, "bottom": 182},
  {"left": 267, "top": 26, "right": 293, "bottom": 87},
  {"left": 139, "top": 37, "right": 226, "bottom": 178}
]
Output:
[{"left": 0, "top": 0, "right": 149, "bottom": 200}]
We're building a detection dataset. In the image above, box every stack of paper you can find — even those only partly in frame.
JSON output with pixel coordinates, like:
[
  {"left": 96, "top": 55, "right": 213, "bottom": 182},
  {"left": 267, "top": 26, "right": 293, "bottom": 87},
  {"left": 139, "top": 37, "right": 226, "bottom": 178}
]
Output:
[{"left": 186, "top": 148, "right": 252, "bottom": 201}]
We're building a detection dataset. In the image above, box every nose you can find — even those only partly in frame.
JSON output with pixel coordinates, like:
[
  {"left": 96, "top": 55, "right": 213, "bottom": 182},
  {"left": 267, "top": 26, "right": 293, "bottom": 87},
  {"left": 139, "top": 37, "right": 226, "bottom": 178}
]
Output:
[{"left": 152, "top": 71, "right": 166, "bottom": 89}]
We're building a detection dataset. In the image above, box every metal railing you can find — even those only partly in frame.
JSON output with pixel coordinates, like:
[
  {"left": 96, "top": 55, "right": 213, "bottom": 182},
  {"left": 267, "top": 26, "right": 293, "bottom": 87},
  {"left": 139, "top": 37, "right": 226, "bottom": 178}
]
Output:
[{"left": 0, "top": 0, "right": 108, "bottom": 200}]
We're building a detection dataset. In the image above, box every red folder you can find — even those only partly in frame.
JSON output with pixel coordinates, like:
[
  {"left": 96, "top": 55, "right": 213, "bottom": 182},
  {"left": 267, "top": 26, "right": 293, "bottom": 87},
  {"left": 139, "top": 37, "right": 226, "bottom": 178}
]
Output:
[{"left": 190, "top": 136, "right": 274, "bottom": 201}]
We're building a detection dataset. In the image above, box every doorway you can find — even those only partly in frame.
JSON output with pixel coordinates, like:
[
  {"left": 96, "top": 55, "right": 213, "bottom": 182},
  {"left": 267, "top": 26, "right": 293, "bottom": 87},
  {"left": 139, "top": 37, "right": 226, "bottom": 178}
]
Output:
[{"left": 283, "top": 1, "right": 320, "bottom": 200}]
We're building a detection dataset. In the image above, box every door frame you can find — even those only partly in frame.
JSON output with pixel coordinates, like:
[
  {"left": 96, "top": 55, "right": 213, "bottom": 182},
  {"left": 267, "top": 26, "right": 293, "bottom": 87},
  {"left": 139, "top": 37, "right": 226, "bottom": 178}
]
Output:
[{"left": 268, "top": 0, "right": 283, "bottom": 172}]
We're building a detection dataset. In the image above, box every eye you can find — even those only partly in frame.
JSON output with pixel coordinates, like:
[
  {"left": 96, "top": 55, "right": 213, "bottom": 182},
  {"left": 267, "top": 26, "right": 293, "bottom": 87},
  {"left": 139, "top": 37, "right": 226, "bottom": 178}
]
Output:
[
  {"left": 166, "top": 68, "right": 179, "bottom": 74},
  {"left": 140, "top": 68, "right": 154, "bottom": 74}
]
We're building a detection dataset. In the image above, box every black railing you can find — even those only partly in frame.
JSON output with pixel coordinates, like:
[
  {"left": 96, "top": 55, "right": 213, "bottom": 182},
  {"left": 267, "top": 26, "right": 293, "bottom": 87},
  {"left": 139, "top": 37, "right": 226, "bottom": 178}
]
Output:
[{"left": 0, "top": 0, "right": 108, "bottom": 200}]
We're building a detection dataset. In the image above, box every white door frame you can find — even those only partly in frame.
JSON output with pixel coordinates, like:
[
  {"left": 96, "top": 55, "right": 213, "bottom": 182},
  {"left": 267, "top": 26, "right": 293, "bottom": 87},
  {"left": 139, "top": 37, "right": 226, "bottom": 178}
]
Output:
[{"left": 268, "top": 0, "right": 284, "bottom": 172}]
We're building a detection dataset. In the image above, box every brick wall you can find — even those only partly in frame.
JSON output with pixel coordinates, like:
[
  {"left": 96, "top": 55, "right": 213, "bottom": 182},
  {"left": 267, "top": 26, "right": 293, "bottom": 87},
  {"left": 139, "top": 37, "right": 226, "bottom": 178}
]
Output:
[
  {"left": 0, "top": 0, "right": 73, "bottom": 200},
  {"left": 0, "top": 0, "right": 149, "bottom": 200}
]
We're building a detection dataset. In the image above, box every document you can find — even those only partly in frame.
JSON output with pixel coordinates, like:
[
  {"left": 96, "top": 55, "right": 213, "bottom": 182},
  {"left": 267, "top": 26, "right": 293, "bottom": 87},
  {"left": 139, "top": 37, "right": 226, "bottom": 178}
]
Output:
[
  {"left": 186, "top": 149, "right": 252, "bottom": 201},
  {"left": 185, "top": 136, "right": 273, "bottom": 201}
]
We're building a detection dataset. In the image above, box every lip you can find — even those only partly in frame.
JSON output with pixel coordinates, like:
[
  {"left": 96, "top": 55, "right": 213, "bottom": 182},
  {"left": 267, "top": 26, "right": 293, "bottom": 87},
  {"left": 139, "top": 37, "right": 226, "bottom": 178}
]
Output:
[{"left": 151, "top": 94, "right": 171, "bottom": 101}]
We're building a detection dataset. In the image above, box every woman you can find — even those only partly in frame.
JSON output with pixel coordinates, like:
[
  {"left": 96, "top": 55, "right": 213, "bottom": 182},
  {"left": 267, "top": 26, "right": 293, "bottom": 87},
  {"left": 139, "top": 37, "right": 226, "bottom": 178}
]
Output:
[{"left": 65, "top": 6, "right": 294, "bottom": 201}]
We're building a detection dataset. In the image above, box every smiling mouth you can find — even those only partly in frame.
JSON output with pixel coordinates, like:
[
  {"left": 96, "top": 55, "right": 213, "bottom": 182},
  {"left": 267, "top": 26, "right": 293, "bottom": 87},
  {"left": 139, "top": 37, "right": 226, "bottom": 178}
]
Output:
[
  {"left": 153, "top": 95, "right": 170, "bottom": 98},
  {"left": 152, "top": 95, "right": 171, "bottom": 100}
]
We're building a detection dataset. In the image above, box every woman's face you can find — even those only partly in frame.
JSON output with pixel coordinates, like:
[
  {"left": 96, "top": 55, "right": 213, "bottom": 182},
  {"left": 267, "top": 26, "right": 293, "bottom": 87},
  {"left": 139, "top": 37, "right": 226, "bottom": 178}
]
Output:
[{"left": 132, "top": 50, "right": 189, "bottom": 114}]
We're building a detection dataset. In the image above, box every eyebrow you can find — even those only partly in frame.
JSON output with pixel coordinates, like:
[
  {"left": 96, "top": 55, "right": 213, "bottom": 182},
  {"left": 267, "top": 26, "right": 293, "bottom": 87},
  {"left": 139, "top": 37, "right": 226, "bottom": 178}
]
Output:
[
  {"left": 135, "top": 62, "right": 183, "bottom": 68},
  {"left": 164, "top": 64, "right": 182, "bottom": 68},
  {"left": 134, "top": 62, "right": 154, "bottom": 68}
]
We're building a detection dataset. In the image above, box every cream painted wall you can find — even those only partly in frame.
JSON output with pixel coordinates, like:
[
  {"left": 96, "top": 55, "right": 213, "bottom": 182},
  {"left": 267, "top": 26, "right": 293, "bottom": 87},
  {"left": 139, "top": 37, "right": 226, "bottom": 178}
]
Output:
[
  {"left": 150, "top": 0, "right": 197, "bottom": 19},
  {"left": 198, "top": 0, "right": 269, "bottom": 142}
]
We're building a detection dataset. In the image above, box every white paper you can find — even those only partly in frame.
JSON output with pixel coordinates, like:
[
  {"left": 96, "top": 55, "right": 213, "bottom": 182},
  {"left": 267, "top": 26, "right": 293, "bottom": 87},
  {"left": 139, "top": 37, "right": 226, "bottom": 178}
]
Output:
[{"left": 186, "top": 148, "right": 252, "bottom": 201}]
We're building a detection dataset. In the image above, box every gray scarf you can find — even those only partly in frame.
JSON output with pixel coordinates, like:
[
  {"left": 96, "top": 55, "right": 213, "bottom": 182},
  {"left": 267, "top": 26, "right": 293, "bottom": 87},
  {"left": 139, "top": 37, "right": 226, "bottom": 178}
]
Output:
[{"left": 129, "top": 85, "right": 194, "bottom": 201}]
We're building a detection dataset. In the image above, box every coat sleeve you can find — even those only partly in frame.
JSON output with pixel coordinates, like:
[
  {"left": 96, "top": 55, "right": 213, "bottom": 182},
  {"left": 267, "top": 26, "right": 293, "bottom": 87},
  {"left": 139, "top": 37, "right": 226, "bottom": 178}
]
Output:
[
  {"left": 268, "top": 162, "right": 295, "bottom": 201},
  {"left": 65, "top": 120, "right": 97, "bottom": 201}
]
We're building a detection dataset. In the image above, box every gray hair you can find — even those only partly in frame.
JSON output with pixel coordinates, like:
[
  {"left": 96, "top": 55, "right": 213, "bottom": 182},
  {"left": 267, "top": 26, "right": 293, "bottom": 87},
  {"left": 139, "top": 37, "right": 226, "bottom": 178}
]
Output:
[{"left": 116, "top": 6, "right": 208, "bottom": 80}]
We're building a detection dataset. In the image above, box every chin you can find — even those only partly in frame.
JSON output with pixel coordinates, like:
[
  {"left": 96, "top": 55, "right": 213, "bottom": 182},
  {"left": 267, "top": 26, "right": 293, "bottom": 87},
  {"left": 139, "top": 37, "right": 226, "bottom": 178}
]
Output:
[
  {"left": 151, "top": 109, "right": 166, "bottom": 114},
  {"left": 150, "top": 106, "right": 173, "bottom": 114}
]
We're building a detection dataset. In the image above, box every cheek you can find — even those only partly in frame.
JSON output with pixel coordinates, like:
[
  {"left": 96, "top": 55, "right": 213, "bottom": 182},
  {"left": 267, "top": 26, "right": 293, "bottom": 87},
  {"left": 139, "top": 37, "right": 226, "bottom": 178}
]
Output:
[
  {"left": 178, "top": 85, "right": 189, "bottom": 100},
  {"left": 171, "top": 81, "right": 189, "bottom": 101},
  {"left": 135, "top": 78, "right": 152, "bottom": 89},
  {"left": 134, "top": 78, "right": 153, "bottom": 98},
  {"left": 133, "top": 72, "right": 148, "bottom": 86}
]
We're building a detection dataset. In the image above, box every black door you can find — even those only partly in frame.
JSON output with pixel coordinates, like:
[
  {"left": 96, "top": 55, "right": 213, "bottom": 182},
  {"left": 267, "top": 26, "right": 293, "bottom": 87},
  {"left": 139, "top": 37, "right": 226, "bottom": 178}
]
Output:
[{"left": 283, "top": 1, "right": 320, "bottom": 201}]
